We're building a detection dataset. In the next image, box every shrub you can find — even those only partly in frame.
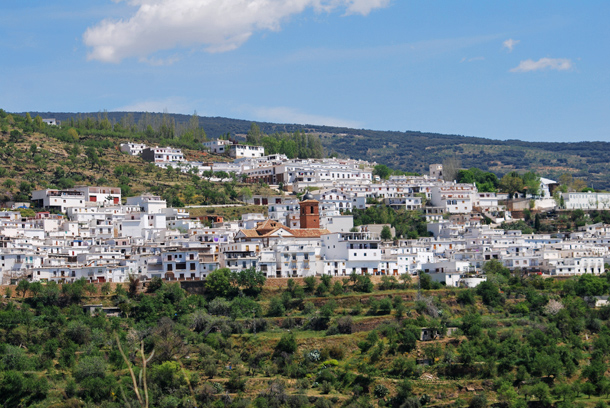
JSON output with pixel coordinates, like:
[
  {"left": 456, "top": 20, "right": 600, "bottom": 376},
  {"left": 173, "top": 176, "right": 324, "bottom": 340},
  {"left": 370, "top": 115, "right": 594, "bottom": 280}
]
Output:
[
  {"left": 1, "top": 345, "right": 31, "bottom": 371},
  {"left": 457, "top": 289, "right": 475, "bottom": 305},
  {"left": 275, "top": 332, "right": 298, "bottom": 355},
  {"left": 374, "top": 384, "right": 389, "bottom": 399},
  {"left": 73, "top": 356, "right": 106, "bottom": 382},
  {"left": 149, "top": 361, "right": 186, "bottom": 393},
  {"left": 322, "top": 345, "right": 344, "bottom": 360},
  {"left": 336, "top": 316, "right": 354, "bottom": 334},
  {"left": 226, "top": 372, "right": 247, "bottom": 392},
  {"left": 267, "top": 297, "right": 286, "bottom": 317},
  {"left": 469, "top": 394, "right": 488, "bottom": 408},
  {"left": 66, "top": 321, "right": 92, "bottom": 345}
]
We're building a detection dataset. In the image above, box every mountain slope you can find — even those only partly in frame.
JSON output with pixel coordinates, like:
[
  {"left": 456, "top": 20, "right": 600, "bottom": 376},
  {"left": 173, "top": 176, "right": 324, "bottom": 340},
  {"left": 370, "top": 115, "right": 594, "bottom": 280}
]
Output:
[{"left": 20, "top": 111, "right": 610, "bottom": 189}]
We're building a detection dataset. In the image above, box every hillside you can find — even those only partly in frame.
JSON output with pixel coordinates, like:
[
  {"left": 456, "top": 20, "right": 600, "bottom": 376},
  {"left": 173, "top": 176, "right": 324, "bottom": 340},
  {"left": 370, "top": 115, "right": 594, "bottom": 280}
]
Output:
[
  {"left": 0, "top": 110, "right": 276, "bottom": 209},
  {"left": 2, "top": 269, "right": 610, "bottom": 407},
  {"left": 22, "top": 111, "right": 610, "bottom": 190}
]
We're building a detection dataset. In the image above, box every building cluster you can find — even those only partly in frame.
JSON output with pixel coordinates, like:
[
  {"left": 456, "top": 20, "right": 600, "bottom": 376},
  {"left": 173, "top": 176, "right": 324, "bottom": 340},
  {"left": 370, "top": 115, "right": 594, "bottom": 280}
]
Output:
[
  {"left": 3, "top": 178, "right": 608, "bottom": 288},
  {"left": 0, "top": 138, "right": 605, "bottom": 288},
  {"left": 121, "top": 140, "right": 374, "bottom": 190}
]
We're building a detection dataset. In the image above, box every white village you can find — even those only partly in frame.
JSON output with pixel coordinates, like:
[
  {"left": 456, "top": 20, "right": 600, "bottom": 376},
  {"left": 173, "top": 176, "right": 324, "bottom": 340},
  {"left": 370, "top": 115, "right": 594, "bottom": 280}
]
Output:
[{"left": 1, "top": 139, "right": 608, "bottom": 290}]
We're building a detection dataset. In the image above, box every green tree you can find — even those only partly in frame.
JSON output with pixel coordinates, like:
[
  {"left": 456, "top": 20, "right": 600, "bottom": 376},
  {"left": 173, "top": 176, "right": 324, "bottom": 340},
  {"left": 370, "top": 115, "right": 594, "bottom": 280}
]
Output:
[
  {"left": 275, "top": 332, "right": 298, "bottom": 355},
  {"left": 204, "top": 268, "right": 236, "bottom": 298},
  {"left": 16, "top": 280, "right": 30, "bottom": 298},
  {"left": 499, "top": 173, "right": 524, "bottom": 199},
  {"left": 373, "top": 164, "right": 392, "bottom": 180},
  {"left": 246, "top": 123, "right": 262, "bottom": 145},
  {"left": 235, "top": 267, "right": 266, "bottom": 297},
  {"left": 381, "top": 225, "right": 393, "bottom": 240}
]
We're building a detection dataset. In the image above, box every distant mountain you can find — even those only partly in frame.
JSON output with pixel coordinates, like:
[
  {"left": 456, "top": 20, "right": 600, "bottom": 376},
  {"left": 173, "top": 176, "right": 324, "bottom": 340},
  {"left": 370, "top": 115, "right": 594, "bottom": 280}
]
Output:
[{"left": 20, "top": 111, "right": 610, "bottom": 190}]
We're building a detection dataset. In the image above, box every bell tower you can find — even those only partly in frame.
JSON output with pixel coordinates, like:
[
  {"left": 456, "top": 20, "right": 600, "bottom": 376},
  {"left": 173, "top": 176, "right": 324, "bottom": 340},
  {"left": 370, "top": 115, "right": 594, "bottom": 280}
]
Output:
[{"left": 299, "top": 191, "right": 320, "bottom": 229}]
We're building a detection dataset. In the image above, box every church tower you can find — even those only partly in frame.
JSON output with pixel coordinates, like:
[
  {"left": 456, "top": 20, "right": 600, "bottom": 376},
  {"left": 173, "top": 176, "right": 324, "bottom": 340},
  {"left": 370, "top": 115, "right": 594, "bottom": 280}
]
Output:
[{"left": 299, "top": 191, "right": 320, "bottom": 229}]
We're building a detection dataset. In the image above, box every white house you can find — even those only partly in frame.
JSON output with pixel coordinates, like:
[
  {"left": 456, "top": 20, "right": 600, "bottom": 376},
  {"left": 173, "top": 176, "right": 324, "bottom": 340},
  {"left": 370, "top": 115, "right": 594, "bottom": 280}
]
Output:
[
  {"left": 229, "top": 144, "right": 265, "bottom": 159},
  {"left": 120, "top": 143, "right": 147, "bottom": 156},
  {"left": 321, "top": 231, "right": 382, "bottom": 276},
  {"left": 203, "top": 139, "right": 232, "bottom": 154},
  {"left": 32, "top": 189, "right": 86, "bottom": 212},
  {"left": 141, "top": 147, "right": 185, "bottom": 163},
  {"left": 126, "top": 195, "right": 167, "bottom": 214},
  {"left": 42, "top": 118, "right": 58, "bottom": 126},
  {"left": 431, "top": 183, "right": 477, "bottom": 214}
]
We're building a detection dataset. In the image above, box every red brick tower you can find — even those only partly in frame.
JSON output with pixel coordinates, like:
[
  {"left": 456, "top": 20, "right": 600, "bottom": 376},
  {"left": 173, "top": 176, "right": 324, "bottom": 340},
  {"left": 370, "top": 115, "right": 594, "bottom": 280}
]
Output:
[{"left": 299, "top": 191, "right": 320, "bottom": 229}]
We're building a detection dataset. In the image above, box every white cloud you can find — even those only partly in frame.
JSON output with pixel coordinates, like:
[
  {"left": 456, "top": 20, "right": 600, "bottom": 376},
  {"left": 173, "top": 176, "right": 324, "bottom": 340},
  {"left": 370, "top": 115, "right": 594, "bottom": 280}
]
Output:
[
  {"left": 251, "top": 106, "right": 362, "bottom": 128},
  {"left": 83, "top": 0, "right": 390, "bottom": 63},
  {"left": 460, "top": 56, "right": 484, "bottom": 63},
  {"left": 503, "top": 38, "right": 519, "bottom": 52},
  {"left": 343, "top": 0, "right": 391, "bottom": 16},
  {"left": 510, "top": 58, "right": 573, "bottom": 73}
]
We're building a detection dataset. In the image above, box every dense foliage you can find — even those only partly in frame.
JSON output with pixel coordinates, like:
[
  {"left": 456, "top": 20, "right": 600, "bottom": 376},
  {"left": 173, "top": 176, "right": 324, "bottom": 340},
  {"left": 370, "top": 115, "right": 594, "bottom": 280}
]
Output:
[{"left": 3, "top": 264, "right": 610, "bottom": 407}]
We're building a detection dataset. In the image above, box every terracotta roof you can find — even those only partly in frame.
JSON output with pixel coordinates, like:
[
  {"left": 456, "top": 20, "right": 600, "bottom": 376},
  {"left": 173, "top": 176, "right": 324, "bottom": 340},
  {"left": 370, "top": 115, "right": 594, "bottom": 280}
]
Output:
[
  {"left": 289, "top": 228, "right": 330, "bottom": 238},
  {"left": 255, "top": 219, "right": 288, "bottom": 234},
  {"left": 237, "top": 229, "right": 260, "bottom": 238},
  {"left": 238, "top": 222, "right": 330, "bottom": 240}
]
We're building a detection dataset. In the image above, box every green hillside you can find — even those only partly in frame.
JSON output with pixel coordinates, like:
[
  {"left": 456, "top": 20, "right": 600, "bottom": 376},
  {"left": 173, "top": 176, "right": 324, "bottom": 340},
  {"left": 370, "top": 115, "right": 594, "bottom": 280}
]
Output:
[
  {"left": 2, "top": 268, "right": 610, "bottom": 407},
  {"left": 21, "top": 110, "right": 610, "bottom": 190},
  {"left": 0, "top": 110, "right": 274, "bottom": 208}
]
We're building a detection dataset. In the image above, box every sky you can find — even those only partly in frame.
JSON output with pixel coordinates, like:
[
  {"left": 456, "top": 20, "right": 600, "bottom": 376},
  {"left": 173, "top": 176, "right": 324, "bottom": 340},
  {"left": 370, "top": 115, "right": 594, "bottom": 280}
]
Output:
[{"left": 1, "top": 0, "right": 609, "bottom": 142}]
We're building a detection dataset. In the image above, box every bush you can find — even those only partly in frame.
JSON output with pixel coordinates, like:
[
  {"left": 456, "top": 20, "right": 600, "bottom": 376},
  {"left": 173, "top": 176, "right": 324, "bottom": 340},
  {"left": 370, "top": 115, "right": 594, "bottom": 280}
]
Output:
[
  {"left": 149, "top": 361, "right": 186, "bottom": 393},
  {"left": 457, "top": 289, "right": 475, "bottom": 305},
  {"left": 336, "top": 316, "right": 354, "bottom": 334},
  {"left": 226, "top": 372, "right": 247, "bottom": 392},
  {"left": 0, "top": 370, "right": 49, "bottom": 407},
  {"left": 469, "top": 394, "right": 488, "bottom": 408},
  {"left": 374, "top": 384, "right": 390, "bottom": 399},
  {"left": 275, "top": 332, "right": 298, "bottom": 355},
  {"left": 267, "top": 297, "right": 286, "bottom": 317},
  {"left": 1, "top": 345, "right": 31, "bottom": 371},
  {"left": 73, "top": 356, "right": 106, "bottom": 382},
  {"left": 79, "top": 375, "right": 114, "bottom": 403},
  {"left": 66, "top": 320, "right": 92, "bottom": 345}
]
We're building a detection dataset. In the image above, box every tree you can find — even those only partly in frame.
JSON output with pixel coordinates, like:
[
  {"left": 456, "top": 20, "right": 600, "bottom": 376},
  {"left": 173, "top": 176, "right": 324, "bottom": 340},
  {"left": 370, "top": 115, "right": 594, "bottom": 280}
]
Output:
[
  {"left": 522, "top": 171, "right": 541, "bottom": 196},
  {"left": 241, "top": 187, "right": 253, "bottom": 202},
  {"left": 576, "top": 274, "right": 608, "bottom": 297},
  {"left": 499, "top": 173, "right": 524, "bottom": 199},
  {"left": 204, "top": 268, "right": 236, "bottom": 298},
  {"left": 275, "top": 332, "right": 297, "bottom": 355},
  {"left": 66, "top": 128, "right": 79, "bottom": 141},
  {"left": 476, "top": 281, "right": 503, "bottom": 307},
  {"left": 442, "top": 157, "right": 461, "bottom": 182},
  {"left": 267, "top": 297, "right": 286, "bottom": 317},
  {"left": 85, "top": 146, "right": 101, "bottom": 169},
  {"left": 482, "top": 259, "right": 510, "bottom": 278},
  {"left": 468, "top": 394, "right": 487, "bottom": 408},
  {"left": 582, "top": 382, "right": 596, "bottom": 399},
  {"left": 381, "top": 225, "right": 393, "bottom": 240},
  {"left": 16, "top": 280, "right": 30, "bottom": 298},
  {"left": 373, "top": 164, "right": 392, "bottom": 180},
  {"left": 246, "top": 123, "right": 262, "bottom": 145}
]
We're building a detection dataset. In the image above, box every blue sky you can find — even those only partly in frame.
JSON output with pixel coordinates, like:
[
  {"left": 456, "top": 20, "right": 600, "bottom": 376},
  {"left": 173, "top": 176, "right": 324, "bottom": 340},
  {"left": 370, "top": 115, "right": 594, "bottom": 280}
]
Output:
[{"left": 1, "top": 0, "right": 608, "bottom": 142}]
